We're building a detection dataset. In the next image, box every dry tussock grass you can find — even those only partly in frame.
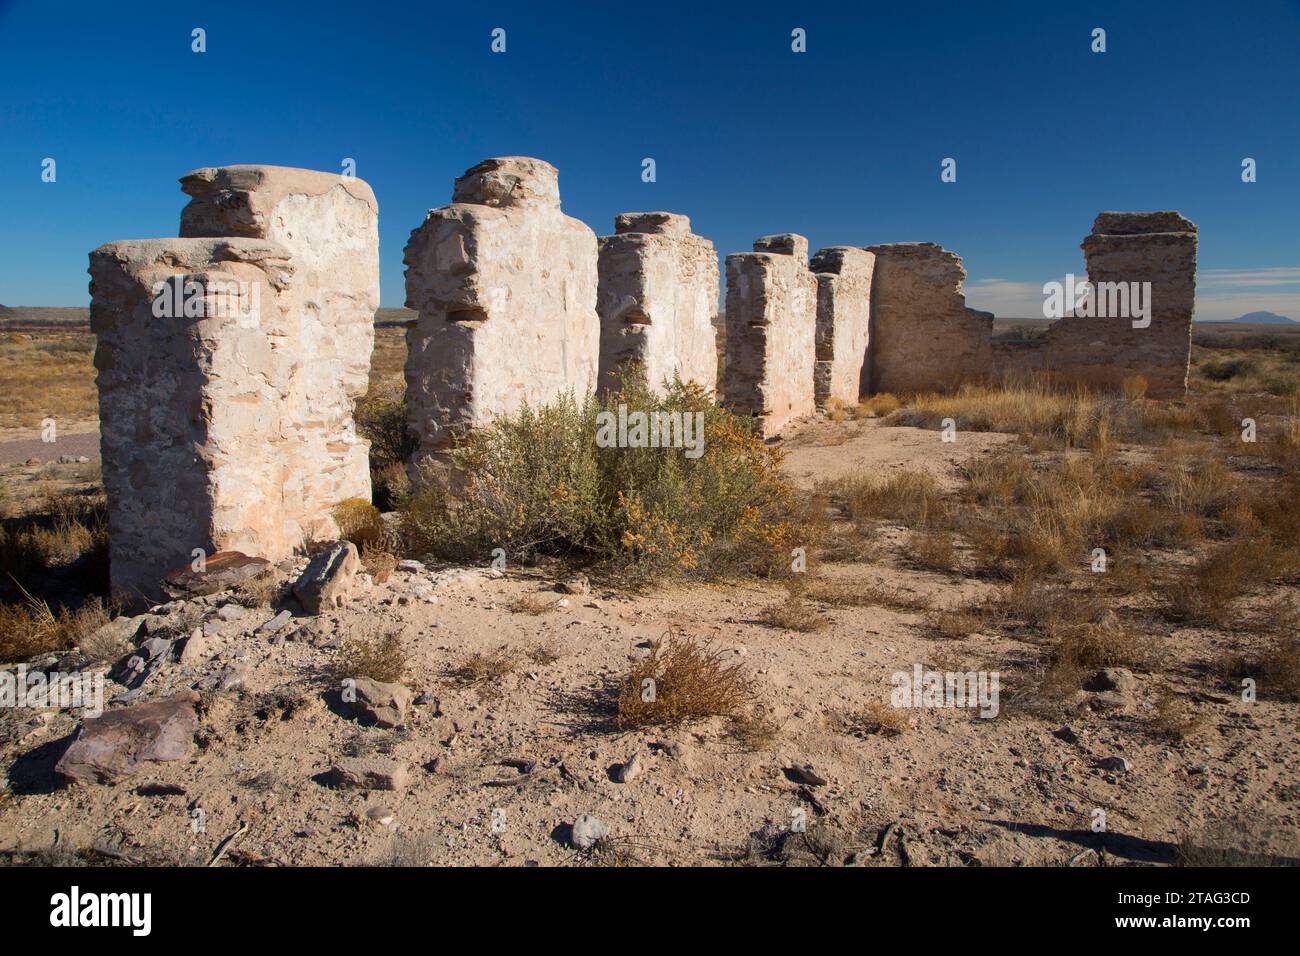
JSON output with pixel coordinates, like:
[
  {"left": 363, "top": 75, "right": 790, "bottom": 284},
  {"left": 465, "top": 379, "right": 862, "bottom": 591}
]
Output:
[
  {"left": 802, "top": 577, "right": 931, "bottom": 612},
  {"left": 0, "top": 591, "right": 109, "bottom": 663},
  {"left": 508, "top": 594, "right": 558, "bottom": 615},
  {"left": 450, "top": 645, "right": 520, "bottom": 687},
  {"left": 334, "top": 631, "right": 407, "bottom": 684},
  {"left": 729, "top": 707, "right": 783, "bottom": 751},
  {"left": 758, "top": 591, "right": 827, "bottom": 632},
  {"left": 616, "top": 635, "right": 756, "bottom": 730},
  {"left": 833, "top": 469, "right": 944, "bottom": 528}
]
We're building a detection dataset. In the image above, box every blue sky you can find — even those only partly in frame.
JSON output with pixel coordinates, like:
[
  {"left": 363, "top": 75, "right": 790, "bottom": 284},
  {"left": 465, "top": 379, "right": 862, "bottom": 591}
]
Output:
[{"left": 2, "top": 0, "right": 1297, "bottom": 320}]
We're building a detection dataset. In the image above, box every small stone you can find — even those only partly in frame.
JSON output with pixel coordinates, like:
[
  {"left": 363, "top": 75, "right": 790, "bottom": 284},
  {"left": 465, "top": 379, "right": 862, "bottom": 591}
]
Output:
[
  {"left": 557, "top": 575, "right": 589, "bottom": 595},
  {"left": 216, "top": 604, "right": 246, "bottom": 622},
  {"left": 785, "top": 764, "right": 827, "bottom": 786},
  {"left": 571, "top": 814, "right": 610, "bottom": 850},
  {"left": 326, "top": 757, "right": 408, "bottom": 791},
  {"left": 1052, "top": 726, "right": 1080, "bottom": 745},
  {"left": 256, "top": 609, "right": 293, "bottom": 634},
  {"left": 615, "top": 752, "right": 643, "bottom": 783},
  {"left": 342, "top": 677, "right": 412, "bottom": 729},
  {"left": 365, "top": 806, "right": 396, "bottom": 826},
  {"left": 1087, "top": 668, "right": 1135, "bottom": 694},
  {"left": 293, "top": 541, "right": 361, "bottom": 614},
  {"left": 161, "top": 552, "right": 270, "bottom": 600},
  {"left": 1096, "top": 756, "right": 1130, "bottom": 773},
  {"left": 397, "top": 560, "right": 426, "bottom": 573}
]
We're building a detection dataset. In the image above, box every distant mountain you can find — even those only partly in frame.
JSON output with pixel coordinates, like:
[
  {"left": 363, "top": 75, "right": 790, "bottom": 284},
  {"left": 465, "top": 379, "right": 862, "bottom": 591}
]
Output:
[
  {"left": 1228, "top": 311, "right": 1296, "bottom": 324},
  {"left": 0, "top": 304, "right": 14, "bottom": 316}
]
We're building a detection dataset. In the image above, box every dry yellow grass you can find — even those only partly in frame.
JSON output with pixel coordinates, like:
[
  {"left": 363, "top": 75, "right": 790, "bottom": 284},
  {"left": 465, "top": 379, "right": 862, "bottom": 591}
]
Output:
[
  {"left": 616, "top": 635, "right": 756, "bottom": 729},
  {"left": 0, "top": 329, "right": 100, "bottom": 435},
  {"left": 334, "top": 631, "right": 407, "bottom": 683}
]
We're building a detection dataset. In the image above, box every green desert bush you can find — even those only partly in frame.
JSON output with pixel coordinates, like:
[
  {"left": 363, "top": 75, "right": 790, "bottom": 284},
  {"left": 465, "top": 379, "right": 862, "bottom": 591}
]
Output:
[{"left": 400, "top": 374, "right": 817, "bottom": 582}]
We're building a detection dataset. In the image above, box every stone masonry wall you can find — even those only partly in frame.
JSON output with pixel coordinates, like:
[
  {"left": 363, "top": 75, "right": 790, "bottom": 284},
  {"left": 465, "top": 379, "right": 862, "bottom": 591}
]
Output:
[
  {"left": 596, "top": 212, "right": 719, "bottom": 394},
  {"left": 810, "top": 246, "right": 874, "bottom": 406},
  {"left": 90, "top": 239, "right": 298, "bottom": 601},
  {"left": 862, "top": 242, "right": 993, "bottom": 394},
  {"left": 1039, "top": 211, "right": 1198, "bottom": 397},
  {"left": 180, "top": 165, "right": 379, "bottom": 528},
  {"left": 403, "top": 157, "right": 599, "bottom": 457},
  {"left": 91, "top": 166, "right": 379, "bottom": 601},
  {"left": 723, "top": 234, "right": 818, "bottom": 438}
]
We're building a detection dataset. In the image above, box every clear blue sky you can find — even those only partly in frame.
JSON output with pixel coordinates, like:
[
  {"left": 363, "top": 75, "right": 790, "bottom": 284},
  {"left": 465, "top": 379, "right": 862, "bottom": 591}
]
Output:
[{"left": 2, "top": 0, "right": 1298, "bottom": 320}]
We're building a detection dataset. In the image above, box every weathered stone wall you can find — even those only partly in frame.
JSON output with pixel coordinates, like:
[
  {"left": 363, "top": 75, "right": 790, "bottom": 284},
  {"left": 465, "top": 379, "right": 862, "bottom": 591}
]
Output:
[
  {"left": 810, "top": 246, "right": 874, "bottom": 406},
  {"left": 596, "top": 212, "right": 719, "bottom": 394},
  {"left": 91, "top": 166, "right": 379, "bottom": 601},
  {"left": 90, "top": 239, "right": 298, "bottom": 601},
  {"left": 723, "top": 234, "right": 818, "bottom": 437},
  {"left": 1038, "top": 211, "right": 1198, "bottom": 397},
  {"left": 180, "top": 165, "right": 379, "bottom": 526},
  {"left": 862, "top": 242, "right": 993, "bottom": 394},
  {"left": 403, "top": 157, "right": 599, "bottom": 457}
]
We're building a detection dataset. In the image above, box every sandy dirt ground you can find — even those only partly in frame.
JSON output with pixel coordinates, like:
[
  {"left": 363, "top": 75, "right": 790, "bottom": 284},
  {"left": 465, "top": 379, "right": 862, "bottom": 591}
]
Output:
[{"left": 1, "top": 416, "right": 1295, "bottom": 867}]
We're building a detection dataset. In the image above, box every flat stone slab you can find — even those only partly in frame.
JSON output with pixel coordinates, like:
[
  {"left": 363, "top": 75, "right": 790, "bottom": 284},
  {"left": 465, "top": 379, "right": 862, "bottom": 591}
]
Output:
[{"left": 55, "top": 692, "right": 199, "bottom": 786}]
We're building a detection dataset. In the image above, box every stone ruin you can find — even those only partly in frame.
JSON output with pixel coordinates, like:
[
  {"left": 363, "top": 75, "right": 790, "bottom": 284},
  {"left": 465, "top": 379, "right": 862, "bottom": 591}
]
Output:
[
  {"left": 811, "top": 246, "right": 874, "bottom": 407},
  {"left": 863, "top": 242, "right": 995, "bottom": 394},
  {"left": 89, "top": 166, "right": 378, "bottom": 601},
  {"left": 723, "top": 234, "right": 819, "bottom": 438},
  {"left": 596, "top": 212, "right": 719, "bottom": 394},
  {"left": 85, "top": 149, "right": 1199, "bottom": 600},
  {"left": 1037, "top": 212, "right": 1198, "bottom": 397},
  {"left": 403, "top": 157, "right": 598, "bottom": 459}
]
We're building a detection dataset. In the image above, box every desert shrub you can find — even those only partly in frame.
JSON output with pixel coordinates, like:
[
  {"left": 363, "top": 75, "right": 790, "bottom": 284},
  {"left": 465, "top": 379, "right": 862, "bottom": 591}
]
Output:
[
  {"left": 449, "top": 645, "right": 520, "bottom": 687},
  {"left": 334, "top": 631, "right": 407, "bottom": 683},
  {"left": 0, "top": 591, "right": 109, "bottom": 663},
  {"left": 334, "top": 498, "right": 384, "bottom": 550},
  {"left": 355, "top": 382, "right": 417, "bottom": 468},
  {"left": 1161, "top": 540, "right": 1288, "bottom": 625},
  {"left": 729, "top": 707, "right": 783, "bottom": 751},
  {"left": 401, "top": 376, "right": 817, "bottom": 582},
  {"left": 1199, "top": 357, "right": 1257, "bottom": 382},
  {"left": 361, "top": 546, "right": 397, "bottom": 584},
  {"left": 802, "top": 577, "right": 931, "bottom": 612},
  {"left": 232, "top": 570, "right": 283, "bottom": 609},
  {"left": 507, "top": 593, "right": 557, "bottom": 615},
  {"left": 905, "top": 529, "right": 958, "bottom": 571},
  {"left": 855, "top": 393, "right": 901, "bottom": 418},
  {"left": 616, "top": 634, "right": 756, "bottom": 729},
  {"left": 1048, "top": 618, "right": 1148, "bottom": 671},
  {"left": 758, "top": 591, "right": 827, "bottom": 632},
  {"left": 835, "top": 469, "right": 942, "bottom": 528},
  {"left": 1150, "top": 687, "right": 1202, "bottom": 742},
  {"left": 1218, "top": 632, "right": 1300, "bottom": 702},
  {"left": 925, "top": 608, "right": 984, "bottom": 639}
]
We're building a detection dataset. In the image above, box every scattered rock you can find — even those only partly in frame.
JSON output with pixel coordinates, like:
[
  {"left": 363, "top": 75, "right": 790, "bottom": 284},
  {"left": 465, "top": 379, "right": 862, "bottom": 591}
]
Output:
[
  {"left": 177, "top": 627, "right": 211, "bottom": 666},
  {"left": 343, "top": 677, "right": 412, "bottom": 729},
  {"left": 256, "top": 609, "right": 293, "bottom": 634},
  {"left": 326, "top": 757, "right": 408, "bottom": 791},
  {"left": 784, "top": 764, "right": 828, "bottom": 786},
  {"left": 87, "top": 616, "right": 144, "bottom": 650},
  {"left": 557, "top": 575, "right": 589, "bottom": 595},
  {"left": 397, "top": 560, "right": 426, "bottom": 573},
  {"left": 365, "top": 806, "right": 396, "bottom": 826},
  {"left": 1095, "top": 755, "right": 1131, "bottom": 773},
  {"left": 571, "top": 814, "right": 610, "bottom": 849},
  {"left": 216, "top": 604, "right": 246, "bottom": 622},
  {"left": 615, "top": 752, "right": 643, "bottom": 783},
  {"left": 293, "top": 541, "right": 360, "bottom": 614},
  {"left": 54, "top": 692, "right": 200, "bottom": 786},
  {"left": 1052, "top": 725, "right": 1080, "bottom": 745},
  {"left": 1087, "top": 668, "right": 1135, "bottom": 694},
  {"left": 161, "top": 552, "right": 270, "bottom": 600}
]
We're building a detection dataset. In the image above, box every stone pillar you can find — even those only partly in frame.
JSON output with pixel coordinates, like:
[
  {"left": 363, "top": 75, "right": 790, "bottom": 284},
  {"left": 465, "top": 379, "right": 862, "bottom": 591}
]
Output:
[
  {"left": 89, "top": 238, "right": 299, "bottom": 601},
  {"left": 90, "top": 165, "right": 380, "bottom": 602},
  {"left": 1042, "top": 211, "right": 1198, "bottom": 397},
  {"left": 596, "top": 212, "right": 719, "bottom": 395},
  {"left": 403, "top": 157, "right": 599, "bottom": 457},
  {"left": 723, "top": 233, "right": 818, "bottom": 438},
  {"left": 810, "top": 246, "right": 874, "bottom": 407},
  {"left": 180, "top": 165, "right": 379, "bottom": 517},
  {"left": 862, "top": 242, "right": 993, "bottom": 394}
]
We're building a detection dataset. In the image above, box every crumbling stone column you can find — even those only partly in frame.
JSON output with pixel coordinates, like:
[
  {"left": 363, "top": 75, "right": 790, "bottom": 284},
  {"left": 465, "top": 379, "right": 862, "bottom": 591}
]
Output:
[
  {"left": 723, "top": 234, "right": 818, "bottom": 438},
  {"left": 90, "top": 166, "right": 380, "bottom": 601},
  {"left": 180, "top": 165, "right": 379, "bottom": 517},
  {"left": 403, "top": 157, "right": 599, "bottom": 457},
  {"left": 596, "top": 212, "right": 719, "bottom": 394},
  {"left": 90, "top": 238, "right": 298, "bottom": 601},
  {"left": 810, "top": 246, "right": 874, "bottom": 406},
  {"left": 862, "top": 242, "right": 993, "bottom": 394},
  {"left": 1042, "top": 211, "right": 1198, "bottom": 397}
]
